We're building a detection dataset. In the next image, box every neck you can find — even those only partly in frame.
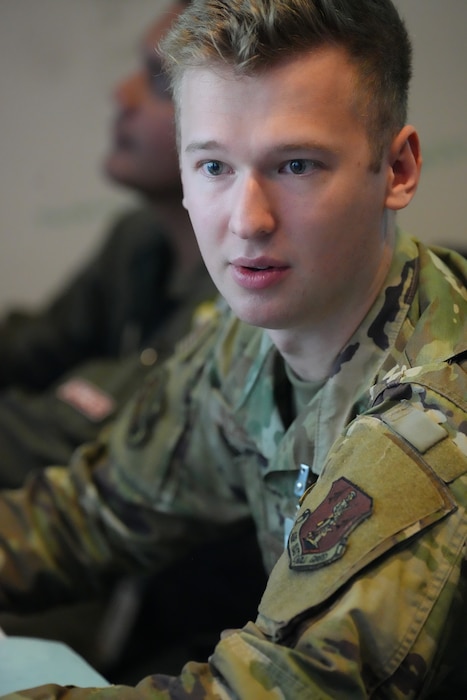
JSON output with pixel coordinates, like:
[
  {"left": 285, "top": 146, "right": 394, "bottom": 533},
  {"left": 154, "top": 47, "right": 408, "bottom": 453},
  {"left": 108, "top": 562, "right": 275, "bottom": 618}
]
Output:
[
  {"left": 268, "top": 326, "right": 355, "bottom": 382},
  {"left": 269, "top": 234, "right": 395, "bottom": 382}
]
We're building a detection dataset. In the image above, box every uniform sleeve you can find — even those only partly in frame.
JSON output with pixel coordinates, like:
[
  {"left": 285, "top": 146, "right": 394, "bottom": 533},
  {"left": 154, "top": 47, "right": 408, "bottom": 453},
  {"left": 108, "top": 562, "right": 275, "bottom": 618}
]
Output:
[
  {"left": 0, "top": 314, "right": 252, "bottom": 614},
  {"left": 4, "top": 387, "right": 467, "bottom": 700},
  {"left": 0, "top": 352, "right": 154, "bottom": 488},
  {"left": 3, "top": 499, "right": 465, "bottom": 700},
  {"left": 0, "top": 209, "right": 173, "bottom": 392}
]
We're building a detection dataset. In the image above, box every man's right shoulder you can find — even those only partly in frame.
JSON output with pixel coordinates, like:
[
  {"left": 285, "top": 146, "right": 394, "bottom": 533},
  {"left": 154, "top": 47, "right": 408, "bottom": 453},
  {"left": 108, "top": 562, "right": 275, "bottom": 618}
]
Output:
[{"left": 174, "top": 302, "right": 263, "bottom": 368}]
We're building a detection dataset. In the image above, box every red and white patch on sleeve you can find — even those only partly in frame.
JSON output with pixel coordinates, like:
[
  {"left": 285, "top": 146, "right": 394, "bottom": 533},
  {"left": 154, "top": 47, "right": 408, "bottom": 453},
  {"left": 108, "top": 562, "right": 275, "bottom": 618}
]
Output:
[
  {"left": 56, "top": 377, "right": 115, "bottom": 422},
  {"left": 288, "top": 477, "right": 373, "bottom": 571}
]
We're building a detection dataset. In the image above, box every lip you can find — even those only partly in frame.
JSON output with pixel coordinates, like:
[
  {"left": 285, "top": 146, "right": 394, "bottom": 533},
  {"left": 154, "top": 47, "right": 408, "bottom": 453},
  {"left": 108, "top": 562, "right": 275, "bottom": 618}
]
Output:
[{"left": 230, "top": 256, "right": 290, "bottom": 290}]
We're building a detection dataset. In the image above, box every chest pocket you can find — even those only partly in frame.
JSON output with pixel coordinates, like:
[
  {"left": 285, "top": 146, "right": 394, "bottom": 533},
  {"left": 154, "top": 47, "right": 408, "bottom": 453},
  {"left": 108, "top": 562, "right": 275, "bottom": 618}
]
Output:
[{"left": 258, "top": 401, "right": 467, "bottom": 631}]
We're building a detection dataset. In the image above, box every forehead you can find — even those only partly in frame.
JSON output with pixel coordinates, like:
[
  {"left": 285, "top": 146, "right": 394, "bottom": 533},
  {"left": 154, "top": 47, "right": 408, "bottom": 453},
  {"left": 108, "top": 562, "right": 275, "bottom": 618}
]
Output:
[
  {"left": 178, "top": 46, "right": 364, "bottom": 144},
  {"left": 181, "top": 44, "right": 358, "bottom": 100}
]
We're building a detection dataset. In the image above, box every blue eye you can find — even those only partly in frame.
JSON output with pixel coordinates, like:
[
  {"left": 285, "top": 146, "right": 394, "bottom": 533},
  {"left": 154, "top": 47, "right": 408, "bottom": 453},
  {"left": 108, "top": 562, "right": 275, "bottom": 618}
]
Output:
[
  {"left": 203, "top": 161, "right": 224, "bottom": 176},
  {"left": 280, "top": 159, "right": 322, "bottom": 175},
  {"left": 288, "top": 159, "right": 308, "bottom": 174}
]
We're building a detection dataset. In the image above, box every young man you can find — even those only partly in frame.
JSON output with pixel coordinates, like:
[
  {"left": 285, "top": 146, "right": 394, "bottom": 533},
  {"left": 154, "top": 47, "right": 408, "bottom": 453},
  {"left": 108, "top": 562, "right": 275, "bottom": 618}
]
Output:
[{"left": 0, "top": 0, "right": 466, "bottom": 697}]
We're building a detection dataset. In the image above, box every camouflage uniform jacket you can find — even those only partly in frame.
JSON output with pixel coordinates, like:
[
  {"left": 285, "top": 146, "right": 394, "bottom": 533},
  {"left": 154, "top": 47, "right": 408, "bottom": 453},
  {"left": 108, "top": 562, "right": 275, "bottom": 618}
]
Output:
[
  {"left": 0, "top": 232, "right": 466, "bottom": 699},
  {"left": 0, "top": 207, "right": 177, "bottom": 392},
  {"left": 0, "top": 207, "right": 215, "bottom": 486}
]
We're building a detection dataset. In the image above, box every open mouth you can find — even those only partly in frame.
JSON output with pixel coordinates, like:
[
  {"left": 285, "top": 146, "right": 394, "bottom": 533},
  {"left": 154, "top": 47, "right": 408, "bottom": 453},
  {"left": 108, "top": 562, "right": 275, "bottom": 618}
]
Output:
[{"left": 231, "top": 262, "right": 289, "bottom": 290}]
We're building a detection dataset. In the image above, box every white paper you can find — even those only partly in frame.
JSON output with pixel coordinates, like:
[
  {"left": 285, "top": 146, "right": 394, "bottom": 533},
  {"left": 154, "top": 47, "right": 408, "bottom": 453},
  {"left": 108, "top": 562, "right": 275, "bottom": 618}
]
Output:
[{"left": 0, "top": 636, "right": 108, "bottom": 695}]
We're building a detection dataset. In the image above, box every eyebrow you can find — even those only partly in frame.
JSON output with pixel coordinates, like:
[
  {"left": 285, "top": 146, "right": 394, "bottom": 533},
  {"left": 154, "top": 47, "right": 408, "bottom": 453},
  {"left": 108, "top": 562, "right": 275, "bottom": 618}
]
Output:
[
  {"left": 184, "top": 140, "right": 332, "bottom": 155},
  {"left": 184, "top": 140, "right": 223, "bottom": 154}
]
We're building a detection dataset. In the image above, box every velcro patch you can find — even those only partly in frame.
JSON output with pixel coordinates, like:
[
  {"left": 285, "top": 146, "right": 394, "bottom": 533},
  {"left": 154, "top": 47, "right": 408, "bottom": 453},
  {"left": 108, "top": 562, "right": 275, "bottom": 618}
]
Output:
[
  {"left": 288, "top": 477, "right": 373, "bottom": 571},
  {"left": 56, "top": 377, "right": 115, "bottom": 422}
]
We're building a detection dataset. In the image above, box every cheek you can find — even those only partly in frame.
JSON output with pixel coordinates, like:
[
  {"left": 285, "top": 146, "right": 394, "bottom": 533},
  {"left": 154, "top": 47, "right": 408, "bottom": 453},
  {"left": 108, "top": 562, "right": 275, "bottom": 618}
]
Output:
[
  {"left": 180, "top": 165, "right": 194, "bottom": 205},
  {"left": 193, "top": 234, "right": 219, "bottom": 282},
  {"left": 187, "top": 204, "right": 224, "bottom": 274},
  {"left": 181, "top": 189, "right": 210, "bottom": 248},
  {"left": 183, "top": 177, "right": 219, "bottom": 231},
  {"left": 181, "top": 187, "right": 199, "bottom": 228},
  {"left": 290, "top": 197, "right": 362, "bottom": 275}
]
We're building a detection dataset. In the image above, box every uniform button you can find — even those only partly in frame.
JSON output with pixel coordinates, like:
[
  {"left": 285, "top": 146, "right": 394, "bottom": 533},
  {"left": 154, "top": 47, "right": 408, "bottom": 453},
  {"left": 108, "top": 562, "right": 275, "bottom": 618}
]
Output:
[{"left": 140, "top": 348, "right": 158, "bottom": 366}]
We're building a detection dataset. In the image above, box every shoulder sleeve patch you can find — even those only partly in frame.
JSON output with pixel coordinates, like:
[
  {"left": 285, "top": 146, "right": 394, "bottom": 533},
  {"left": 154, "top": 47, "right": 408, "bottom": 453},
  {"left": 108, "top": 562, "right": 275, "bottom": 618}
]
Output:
[
  {"left": 288, "top": 477, "right": 373, "bottom": 571},
  {"left": 259, "top": 413, "right": 457, "bottom": 628}
]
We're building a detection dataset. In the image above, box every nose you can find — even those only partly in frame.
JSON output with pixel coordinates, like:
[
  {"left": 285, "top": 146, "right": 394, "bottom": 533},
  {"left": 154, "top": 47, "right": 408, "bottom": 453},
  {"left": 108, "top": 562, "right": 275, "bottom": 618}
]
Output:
[
  {"left": 112, "top": 70, "right": 145, "bottom": 111},
  {"left": 229, "top": 172, "right": 277, "bottom": 239}
]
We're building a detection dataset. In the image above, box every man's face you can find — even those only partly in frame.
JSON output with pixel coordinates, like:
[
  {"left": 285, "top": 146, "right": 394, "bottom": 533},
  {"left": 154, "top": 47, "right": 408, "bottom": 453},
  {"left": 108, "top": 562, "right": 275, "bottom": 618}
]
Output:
[
  {"left": 104, "top": 5, "right": 183, "bottom": 198},
  {"left": 180, "top": 47, "right": 400, "bottom": 335}
]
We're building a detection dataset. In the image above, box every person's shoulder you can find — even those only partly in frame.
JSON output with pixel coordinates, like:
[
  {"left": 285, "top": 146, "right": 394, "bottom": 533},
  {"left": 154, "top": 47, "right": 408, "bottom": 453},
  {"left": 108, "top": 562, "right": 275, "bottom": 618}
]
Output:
[
  {"left": 395, "top": 235, "right": 467, "bottom": 366},
  {"left": 102, "top": 205, "right": 172, "bottom": 252},
  {"left": 175, "top": 300, "right": 264, "bottom": 366},
  {"left": 416, "top": 237, "right": 467, "bottom": 291}
]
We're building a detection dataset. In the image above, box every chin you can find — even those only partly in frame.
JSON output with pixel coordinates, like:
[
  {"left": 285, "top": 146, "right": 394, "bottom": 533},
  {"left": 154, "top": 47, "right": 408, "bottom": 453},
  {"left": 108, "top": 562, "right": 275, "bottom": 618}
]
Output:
[{"left": 229, "top": 300, "right": 287, "bottom": 331}]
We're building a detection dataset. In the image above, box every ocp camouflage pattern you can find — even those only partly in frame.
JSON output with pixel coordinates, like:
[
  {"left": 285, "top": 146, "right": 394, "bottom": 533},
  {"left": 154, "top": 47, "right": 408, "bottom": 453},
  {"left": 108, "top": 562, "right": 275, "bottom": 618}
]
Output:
[{"left": 0, "top": 231, "right": 466, "bottom": 699}]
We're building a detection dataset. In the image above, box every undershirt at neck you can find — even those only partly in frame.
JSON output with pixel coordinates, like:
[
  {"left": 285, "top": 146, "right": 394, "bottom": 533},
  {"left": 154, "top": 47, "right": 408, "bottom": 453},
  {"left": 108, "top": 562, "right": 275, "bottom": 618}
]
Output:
[{"left": 285, "top": 362, "right": 326, "bottom": 416}]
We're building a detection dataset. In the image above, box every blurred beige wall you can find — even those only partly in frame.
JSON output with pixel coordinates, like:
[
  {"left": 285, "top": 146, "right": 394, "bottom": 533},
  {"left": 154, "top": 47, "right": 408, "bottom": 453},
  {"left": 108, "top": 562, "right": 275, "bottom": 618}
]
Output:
[
  {"left": 394, "top": 0, "right": 467, "bottom": 254},
  {"left": 0, "top": 0, "right": 465, "bottom": 312},
  {"left": 0, "top": 0, "right": 173, "bottom": 312}
]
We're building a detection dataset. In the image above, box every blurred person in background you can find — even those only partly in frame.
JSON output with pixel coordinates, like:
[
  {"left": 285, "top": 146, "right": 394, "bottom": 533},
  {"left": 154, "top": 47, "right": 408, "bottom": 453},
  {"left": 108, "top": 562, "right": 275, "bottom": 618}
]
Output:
[
  {"left": 0, "top": 0, "right": 214, "bottom": 486},
  {"left": 0, "top": 0, "right": 266, "bottom": 683}
]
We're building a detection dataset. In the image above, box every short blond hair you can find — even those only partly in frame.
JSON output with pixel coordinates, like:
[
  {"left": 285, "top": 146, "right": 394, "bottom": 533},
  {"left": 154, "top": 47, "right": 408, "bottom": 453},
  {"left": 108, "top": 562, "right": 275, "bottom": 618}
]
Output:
[{"left": 161, "top": 0, "right": 412, "bottom": 171}]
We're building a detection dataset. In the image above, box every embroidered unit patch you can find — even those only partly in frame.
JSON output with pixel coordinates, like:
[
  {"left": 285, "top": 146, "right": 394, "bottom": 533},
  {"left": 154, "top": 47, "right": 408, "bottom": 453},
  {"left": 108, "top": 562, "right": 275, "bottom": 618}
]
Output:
[{"left": 288, "top": 476, "right": 373, "bottom": 571}]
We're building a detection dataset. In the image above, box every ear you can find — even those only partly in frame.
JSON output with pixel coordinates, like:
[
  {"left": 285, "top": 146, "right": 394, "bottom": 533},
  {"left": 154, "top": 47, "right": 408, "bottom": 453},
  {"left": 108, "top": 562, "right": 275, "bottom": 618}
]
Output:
[{"left": 384, "top": 125, "right": 422, "bottom": 211}]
